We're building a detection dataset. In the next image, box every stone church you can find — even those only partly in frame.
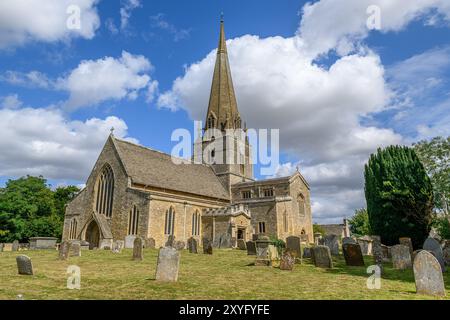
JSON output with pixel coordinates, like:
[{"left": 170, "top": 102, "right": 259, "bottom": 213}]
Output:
[{"left": 62, "top": 19, "right": 313, "bottom": 249}]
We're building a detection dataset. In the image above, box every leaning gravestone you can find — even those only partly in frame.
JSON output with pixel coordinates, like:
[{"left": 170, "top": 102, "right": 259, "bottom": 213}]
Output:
[
  {"left": 312, "top": 246, "right": 333, "bottom": 268},
  {"left": 237, "top": 239, "right": 246, "bottom": 250},
  {"left": 342, "top": 243, "right": 365, "bottom": 266},
  {"left": 155, "top": 247, "right": 180, "bottom": 282},
  {"left": 187, "top": 237, "right": 198, "bottom": 254},
  {"left": 399, "top": 237, "right": 414, "bottom": 256},
  {"left": 279, "top": 251, "right": 295, "bottom": 271},
  {"left": 246, "top": 241, "right": 256, "bottom": 255},
  {"left": 423, "top": 237, "right": 446, "bottom": 272},
  {"left": 255, "top": 236, "right": 271, "bottom": 266},
  {"left": 70, "top": 242, "right": 81, "bottom": 257},
  {"left": 342, "top": 237, "right": 357, "bottom": 245},
  {"left": 323, "top": 235, "right": 339, "bottom": 256},
  {"left": 12, "top": 240, "right": 19, "bottom": 252},
  {"left": 413, "top": 250, "right": 446, "bottom": 297},
  {"left": 132, "top": 237, "right": 143, "bottom": 261},
  {"left": 58, "top": 241, "right": 71, "bottom": 260},
  {"left": 165, "top": 235, "right": 175, "bottom": 247},
  {"left": 286, "top": 236, "right": 302, "bottom": 259},
  {"left": 391, "top": 244, "right": 412, "bottom": 270},
  {"left": 202, "top": 238, "right": 213, "bottom": 255},
  {"left": 16, "top": 255, "right": 33, "bottom": 275}
]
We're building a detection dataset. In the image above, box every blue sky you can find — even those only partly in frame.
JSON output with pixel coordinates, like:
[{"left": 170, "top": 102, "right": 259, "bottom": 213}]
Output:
[{"left": 0, "top": 0, "right": 449, "bottom": 223}]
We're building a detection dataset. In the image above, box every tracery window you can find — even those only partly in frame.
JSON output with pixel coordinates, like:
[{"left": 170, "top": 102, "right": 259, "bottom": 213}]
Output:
[{"left": 95, "top": 164, "right": 114, "bottom": 217}]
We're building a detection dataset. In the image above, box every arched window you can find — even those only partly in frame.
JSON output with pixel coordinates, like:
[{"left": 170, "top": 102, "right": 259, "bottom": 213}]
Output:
[
  {"left": 165, "top": 207, "right": 175, "bottom": 235},
  {"left": 283, "top": 211, "right": 288, "bottom": 233},
  {"left": 191, "top": 211, "right": 201, "bottom": 236},
  {"left": 128, "top": 205, "right": 139, "bottom": 235},
  {"left": 95, "top": 164, "right": 114, "bottom": 217},
  {"left": 69, "top": 218, "right": 77, "bottom": 239},
  {"left": 298, "top": 194, "right": 306, "bottom": 217}
]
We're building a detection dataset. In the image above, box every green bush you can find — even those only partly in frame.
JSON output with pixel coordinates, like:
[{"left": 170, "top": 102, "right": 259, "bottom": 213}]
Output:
[
  {"left": 313, "top": 224, "right": 325, "bottom": 235},
  {"left": 270, "top": 236, "right": 286, "bottom": 254},
  {"left": 432, "top": 216, "right": 450, "bottom": 239}
]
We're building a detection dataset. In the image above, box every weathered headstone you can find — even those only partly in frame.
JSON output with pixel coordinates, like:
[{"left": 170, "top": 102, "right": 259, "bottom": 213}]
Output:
[
  {"left": 342, "top": 243, "right": 365, "bottom": 266},
  {"left": 268, "top": 245, "right": 280, "bottom": 267},
  {"left": 423, "top": 237, "right": 446, "bottom": 272},
  {"left": 155, "top": 247, "right": 180, "bottom": 282},
  {"left": 112, "top": 240, "right": 124, "bottom": 253},
  {"left": 381, "top": 244, "right": 391, "bottom": 262},
  {"left": 413, "top": 250, "right": 446, "bottom": 297},
  {"left": 323, "top": 235, "right": 339, "bottom": 255},
  {"left": 314, "top": 233, "right": 322, "bottom": 246},
  {"left": 145, "top": 238, "right": 156, "bottom": 249},
  {"left": 399, "top": 237, "right": 414, "bottom": 256},
  {"left": 202, "top": 238, "right": 213, "bottom": 255},
  {"left": 255, "top": 236, "right": 271, "bottom": 266},
  {"left": 174, "top": 241, "right": 185, "bottom": 251},
  {"left": 219, "top": 233, "right": 232, "bottom": 248},
  {"left": 342, "top": 237, "right": 357, "bottom": 245},
  {"left": 58, "top": 241, "right": 71, "bottom": 260},
  {"left": 132, "top": 237, "right": 143, "bottom": 261},
  {"left": 16, "top": 255, "right": 33, "bottom": 275},
  {"left": 279, "top": 251, "right": 295, "bottom": 271},
  {"left": 125, "top": 235, "right": 137, "bottom": 249},
  {"left": 302, "top": 247, "right": 312, "bottom": 258},
  {"left": 311, "top": 245, "right": 333, "bottom": 268},
  {"left": 391, "top": 244, "right": 412, "bottom": 270},
  {"left": 246, "top": 241, "right": 256, "bottom": 255},
  {"left": 286, "top": 236, "right": 302, "bottom": 258},
  {"left": 187, "top": 237, "right": 198, "bottom": 254},
  {"left": 237, "top": 239, "right": 246, "bottom": 250},
  {"left": 357, "top": 237, "right": 373, "bottom": 255},
  {"left": 165, "top": 235, "right": 175, "bottom": 247},
  {"left": 70, "top": 242, "right": 81, "bottom": 257},
  {"left": 12, "top": 240, "right": 19, "bottom": 252},
  {"left": 29, "top": 237, "right": 58, "bottom": 250},
  {"left": 371, "top": 235, "right": 383, "bottom": 272}
]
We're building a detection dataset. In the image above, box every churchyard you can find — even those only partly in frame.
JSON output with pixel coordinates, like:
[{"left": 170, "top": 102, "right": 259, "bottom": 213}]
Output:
[{"left": 1, "top": 243, "right": 449, "bottom": 300}]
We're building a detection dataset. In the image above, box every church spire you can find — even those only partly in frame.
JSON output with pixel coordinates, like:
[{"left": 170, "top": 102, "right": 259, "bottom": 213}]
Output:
[{"left": 205, "top": 16, "right": 241, "bottom": 131}]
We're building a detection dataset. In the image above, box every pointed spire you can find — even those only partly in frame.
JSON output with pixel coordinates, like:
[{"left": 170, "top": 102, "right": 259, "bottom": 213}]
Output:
[{"left": 205, "top": 16, "right": 241, "bottom": 131}]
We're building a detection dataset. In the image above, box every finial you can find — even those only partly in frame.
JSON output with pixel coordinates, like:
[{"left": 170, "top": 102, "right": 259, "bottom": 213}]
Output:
[
  {"left": 110, "top": 127, "right": 115, "bottom": 136},
  {"left": 296, "top": 165, "right": 300, "bottom": 172},
  {"left": 220, "top": 11, "right": 224, "bottom": 22}
]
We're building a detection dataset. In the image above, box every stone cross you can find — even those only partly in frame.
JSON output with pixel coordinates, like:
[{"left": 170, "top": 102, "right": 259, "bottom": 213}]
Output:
[
  {"left": 342, "top": 243, "right": 365, "bottom": 266},
  {"left": 413, "top": 250, "right": 446, "bottom": 297},
  {"left": 423, "top": 237, "right": 446, "bottom": 272},
  {"left": 391, "top": 244, "right": 412, "bottom": 270},
  {"left": 132, "top": 237, "right": 143, "bottom": 261},
  {"left": 16, "top": 255, "right": 33, "bottom": 275},
  {"left": 155, "top": 247, "right": 180, "bottom": 282},
  {"left": 58, "top": 241, "right": 71, "bottom": 260}
]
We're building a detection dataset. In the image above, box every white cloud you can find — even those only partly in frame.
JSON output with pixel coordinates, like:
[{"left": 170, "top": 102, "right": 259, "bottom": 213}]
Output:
[
  {"left": 0, "top": 104, "right": 136, "bottom": 181},
  {"left": 0, "top": 0, "right": 100, "bottom": 49},
  {"left": 120, "top": 0, "right": 142, "bottom": 30},
  {"left": 0, "top": 94, "right": 23, "bottom": 109},
  {"left": 0, "top": 70, "right": 54, "bottom": 89},
  {"left": 150, "top": 13, "right": 191, "bottom": 42}
]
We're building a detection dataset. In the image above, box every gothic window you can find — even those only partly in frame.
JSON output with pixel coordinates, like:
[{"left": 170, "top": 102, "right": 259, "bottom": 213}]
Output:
[
  {"left": 191, "top": 211, "right": 201, "bottom": 236},
  {"left": 258, "top": 222, "right": 266, "bottom": 234},
  {"left": 69, "top": 218, "right": 77, "bottom": 240},
  {"left": 211, "top": 149, "right": 215, "bottom": 158},
  {"left": 263, "top": 188, "right": 274, "bottom": 197},
  {"left": 283, "top": 211, "right": 288, "bottom": 233},
  {"left": 128, "top": 205, "right": 139, "bottom": 235},
  {"left": 207, "top": 116, "right": 215, "bottom": 129},
  {"left": 165, "top": 207, "right": 175, "bottom": 235},
  {"left": 95, "top": 164, "right": 114, "bottom": 217},
  {"left": 242, "top": 190, "right": 251, "bottom": 199},
  {"left": 298, "top": 193, "right": 306, "bottom": 217}
]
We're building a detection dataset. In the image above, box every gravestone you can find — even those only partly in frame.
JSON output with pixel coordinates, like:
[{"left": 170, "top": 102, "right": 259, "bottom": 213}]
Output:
[
  {"left": 279, "top": 251, "right": 295, "bottom": 271},
  {"left": 357, "top": 238, "right": 372, "bottom": 255},
  {"left": 165, "top": 235, "right": 175, "bottom": 247},
  {"left": 12, "top": 240, "right": 19, "bottom": 252},
  {"left": 70, "top": 242, "right": 81, "bottom": 257},
  {"left": 16, "top": 255, "right": 33, "bottom": 275},
  {"left": 132, "top": 237, "right": 143, "bottom": 261},
  {"left": 174, "top": 241, "right": 185, "bottom": 251},
  {"left": 371, "top": 235, "right": 383, "bottom": 272},
  {"left": 391, "top": 244, "right": 412, "bottom": 270},
  {"left": 413, "top": 250, "right": 446, "bottom": 297},
  {"left": 202, "top": 238, "right": 213, "bottom": 255},
  {"left": 125, "top": 235, "right": 137, "bottom": 249},
  {"left": 29, "top": 237, "right": 58, "bottom": 250},
  {"left": 342, "top": 243, "right": 365, "bottom": 266},
  {"left": 237, "top": 239, "right": 246, "bottom": 250},
  {"left": 219, "top": 233, "right": 232, "bottom": 248},
  {"left": 155, "top": 247, "right": 180, "bottom": 282},
  {"left": 246, "top": 241, "right": 256, "bottom": 255},
  {"left": 231, "top": 237, "right": 237, "bottom": 248},
  {"left": 58, "top": 241, "right": 71, "bottom": 260},
  {"left": 323, "top": 235, "right": 339, "bottom": 255},
  {"left": 255, "top": 236, "right": 271, "bottom": 266},
  {"left": 286, "top": 236, "right": 302, "bottom": 259},
  {"left": 302, "top": 247, "right": 312, "bottom": 258},
  {"left": 145, "top": 238, "right": 155, "bottom": 249},
  {"left": 342, "top": 237, "right": 357, "bottom": 245},
  {"left": 268, "top": 245, "right": 280, "bottom": 267},
  {"left": 381, "top": 244, "right": 391, "bottom": 262},
  {"left": 314, "top": 233, "right": 322, "bottom": 246},
  {"left": 112, "top": 240, "right": 123, "bottom": 253},
  {"left": 252, "top": 234, "right": 258, "bottom": 241},
  {"left": 0, "top": 243, "right": 3, "bottom": 252},
  {"left": 399, "top": 237, "right": 414, "bottom": 256},
  {"left": 423, "top": 237, "right": 446, "bottom": 272},
  {"left": 187, "top": 237, "right": 198, "bottom": 254},
  {"left": 311, "top": 245, "right": 333, "bottom": 268}
]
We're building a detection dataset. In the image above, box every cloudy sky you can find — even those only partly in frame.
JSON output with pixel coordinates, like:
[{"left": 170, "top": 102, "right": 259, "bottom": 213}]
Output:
[{"left": 0, "top": 0, "right": 449, "bottom": 223}]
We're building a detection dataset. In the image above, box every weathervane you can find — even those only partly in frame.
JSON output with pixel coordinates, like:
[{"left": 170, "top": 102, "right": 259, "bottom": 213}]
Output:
[{"left": 221, "top": 11, "right": 224, "bottom": 22}]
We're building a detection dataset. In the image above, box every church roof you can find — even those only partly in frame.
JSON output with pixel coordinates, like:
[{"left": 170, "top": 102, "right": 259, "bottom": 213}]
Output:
[
  {"left": 206, "top": 18, "right": 241, "bottom": 130},
  {"left": 111, "top": 137, "right": 230, "bottom": 200}
]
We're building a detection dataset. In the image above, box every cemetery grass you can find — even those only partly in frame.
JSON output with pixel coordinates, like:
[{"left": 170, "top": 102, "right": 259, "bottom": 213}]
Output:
[{"left": 0, "top": 249, "right": 449, "bottom": 300}]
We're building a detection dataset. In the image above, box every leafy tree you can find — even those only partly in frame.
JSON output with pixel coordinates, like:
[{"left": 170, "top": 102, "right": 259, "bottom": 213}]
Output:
[
  {"left": 364, "top": 146, "right": 434, "bottom": 249},
  {"left": 313, "top": 224, "right": 326, "bottom": 235},
  {"left": 431, "top": 216, "right": 450, "bottom": 239},
  {"left": 54, "top": 185, "right": 80, "bottom": 219},
  {"left": 413, "top": 136, "right": 450, "bottom": 215},
  {"left": 348, "top": 208, "right": 371, "bottom": 236}
]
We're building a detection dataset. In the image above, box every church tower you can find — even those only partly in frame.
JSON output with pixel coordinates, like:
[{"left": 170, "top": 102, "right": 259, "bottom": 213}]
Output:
[{"left": 195, "top": 17, "right": 254, "bottom": 195}]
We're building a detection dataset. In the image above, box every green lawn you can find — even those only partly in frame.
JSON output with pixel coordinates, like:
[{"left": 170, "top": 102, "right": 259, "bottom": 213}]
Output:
[{"left": 0, "top": 248, "right": 449, "bottom": 300}]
